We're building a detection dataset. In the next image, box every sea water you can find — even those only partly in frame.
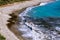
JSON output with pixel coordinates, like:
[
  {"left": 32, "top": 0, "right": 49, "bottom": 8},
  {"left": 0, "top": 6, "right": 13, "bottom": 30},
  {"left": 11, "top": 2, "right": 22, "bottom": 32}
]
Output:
[
  {"left": 27, "top": 1, "right": 60, "bottom": 19},
  {"left": 18, "top": 1, "right": 60, "bottom": 40}
]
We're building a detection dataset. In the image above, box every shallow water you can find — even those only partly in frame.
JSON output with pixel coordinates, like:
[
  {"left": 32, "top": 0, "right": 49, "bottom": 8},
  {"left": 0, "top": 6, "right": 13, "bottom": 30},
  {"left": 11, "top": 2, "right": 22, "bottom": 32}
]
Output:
[{"left": 18, "top": 1, "right": 60, "bottom": 40}]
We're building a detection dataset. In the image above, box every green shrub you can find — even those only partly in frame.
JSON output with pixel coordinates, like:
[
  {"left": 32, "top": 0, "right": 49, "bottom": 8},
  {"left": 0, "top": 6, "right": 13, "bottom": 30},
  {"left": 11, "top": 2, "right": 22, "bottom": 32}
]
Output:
[
  {"left": 0, "top": 34, "right": 6, "bottom": 40},
  {"left": 0, "top": 0, "right": 27, "bottom": 6}
]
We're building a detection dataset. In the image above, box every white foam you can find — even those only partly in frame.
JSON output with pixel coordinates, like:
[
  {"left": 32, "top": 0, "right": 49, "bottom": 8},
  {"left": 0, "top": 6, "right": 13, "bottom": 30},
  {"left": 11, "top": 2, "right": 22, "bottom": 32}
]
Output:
[
  {"left": 19, "top": 7, "right": 34, "bottom": 17},
  {"left": 22, "top": 31, "right": 32, "bottom": 38},
  {"left": 39, "top": 3, "right": 48, "bottom": 6},
  {"left": 55, "top": 27, "right": 60, "bottom": 31}
]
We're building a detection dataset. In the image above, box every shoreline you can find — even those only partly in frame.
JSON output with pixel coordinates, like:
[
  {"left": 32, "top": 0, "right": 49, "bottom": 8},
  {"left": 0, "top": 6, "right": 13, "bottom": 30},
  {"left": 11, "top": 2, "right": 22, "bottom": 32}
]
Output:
[{"left": 0, "top": 0, "right": 41, "bottom": 40}]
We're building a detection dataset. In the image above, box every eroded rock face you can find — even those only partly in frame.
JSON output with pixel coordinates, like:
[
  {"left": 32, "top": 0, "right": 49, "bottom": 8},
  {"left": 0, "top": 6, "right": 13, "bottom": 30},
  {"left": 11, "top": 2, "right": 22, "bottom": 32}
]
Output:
[{"left": 17, "top": 1, "right": 60, "bottom": 40}]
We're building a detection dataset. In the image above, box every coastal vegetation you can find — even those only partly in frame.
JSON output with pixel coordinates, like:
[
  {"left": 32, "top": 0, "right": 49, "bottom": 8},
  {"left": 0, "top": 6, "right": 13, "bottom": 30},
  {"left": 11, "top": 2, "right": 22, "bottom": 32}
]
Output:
[
  {"left": 0, "top": 0, "right": 27, "bottom": 6},
  {"left": 0, "top": 34, "right": 6, "bottom": 40}
]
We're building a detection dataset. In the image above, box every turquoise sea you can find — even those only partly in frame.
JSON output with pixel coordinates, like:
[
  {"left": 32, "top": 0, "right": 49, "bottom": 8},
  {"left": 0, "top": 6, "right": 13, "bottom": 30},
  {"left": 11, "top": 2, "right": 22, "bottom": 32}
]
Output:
[{"left": 27, "top": 1, "right": 60, "bottom": 19}]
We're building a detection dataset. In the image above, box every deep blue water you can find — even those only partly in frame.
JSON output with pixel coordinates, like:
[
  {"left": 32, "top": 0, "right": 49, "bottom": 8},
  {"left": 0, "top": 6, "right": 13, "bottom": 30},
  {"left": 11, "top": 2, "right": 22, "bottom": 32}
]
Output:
[{"left": 27, "top": 1, "right": 60, "bottom": 19}]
